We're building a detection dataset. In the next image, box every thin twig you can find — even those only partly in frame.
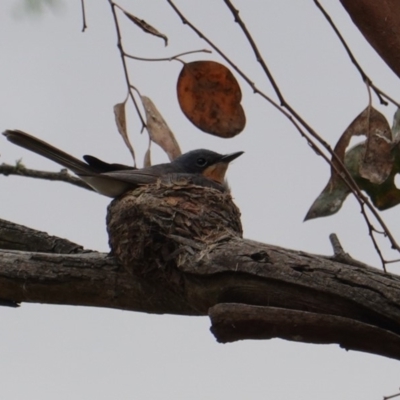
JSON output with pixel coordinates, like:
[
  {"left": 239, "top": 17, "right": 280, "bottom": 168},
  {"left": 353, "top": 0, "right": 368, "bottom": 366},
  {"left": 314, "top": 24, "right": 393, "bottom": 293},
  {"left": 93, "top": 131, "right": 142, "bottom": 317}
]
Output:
[
  {"left": 124, "top": 48, "right": 211, "bottom": 63},
  {"left": 222, "top": 0, "right": 285, "bottom": 106},
  {"left": 383, "top": 259, "right": 400, "bottom": 265},
  {"left": 109, "top": 0, "right": 147, "bottom": 131},
  {"left": 384, "top": 390, "right": 400, "bottom": 400},
  {"left": 0, "top": 163, "right": 93, "bottom": 192},
  {"left": 361, "top": 203, "right": 387, "bottom": 272},
  {"left": 80, "top": 0, "right": 87, "bottom": 32},
  {"left": 369, "top": 84, "right": 400, "bottom": 108}
]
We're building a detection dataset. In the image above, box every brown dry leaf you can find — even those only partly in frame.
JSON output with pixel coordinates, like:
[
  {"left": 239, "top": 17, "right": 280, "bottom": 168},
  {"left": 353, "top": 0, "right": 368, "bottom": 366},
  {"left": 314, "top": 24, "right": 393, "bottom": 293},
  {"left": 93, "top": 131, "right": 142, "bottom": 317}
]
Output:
[
  {"left": 359, "top": 108, "right": 392, "bottom": 184},
  {"left": 123, "top": 10, "right": 168, "bottom": 46},
  {"left": 392, "top": 107, "right": 400, "bottom": 142},
  {"left": 143, "top": 141, "right": 151, "bottom": 168},
  {"left": 306, "top": 107, "right": 398, "bottom": 220},
  {"left": 141, "top": 95, "right": 181, "bottom": 161},
  {"left": 331, "top": 106, "right": 392, "bottom": 185},
  {"left": 177, "top": 61, "right": 246, "bottom": 138},
  {"left": 114, "top": 101, "right": 136, "bottom": 165}
]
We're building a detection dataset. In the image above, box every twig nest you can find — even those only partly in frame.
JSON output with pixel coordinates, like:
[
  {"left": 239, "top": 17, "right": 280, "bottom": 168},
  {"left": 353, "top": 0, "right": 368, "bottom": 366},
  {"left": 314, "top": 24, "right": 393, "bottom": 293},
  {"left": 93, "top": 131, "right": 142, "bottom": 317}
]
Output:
[{"left": 106, "top": 176, "right": 242, "bottom": 276}]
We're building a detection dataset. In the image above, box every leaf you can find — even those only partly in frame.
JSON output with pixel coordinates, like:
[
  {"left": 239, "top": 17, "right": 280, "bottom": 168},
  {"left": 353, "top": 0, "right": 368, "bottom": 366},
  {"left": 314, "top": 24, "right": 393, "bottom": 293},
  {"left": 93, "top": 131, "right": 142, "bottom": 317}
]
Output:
[
  {"left": 392, "top": 107, "right": 400, "bottom": 142},
  {"left": 143, "top": 141, "right": 151, "bottom": 168},
  {"left": 332, "top": 107, "right": 392, "bottom": 185},
  {"left": 358, "top": 108, "right": 392, "bottom": 184},
  {"left": 304, "top": 179, "right": 350, "bottom": 221},
  {"left": 141, "top": 95, "right": 181, "bottom": 161},
  {"left": 306, "top": 107, "right": 398, "bottom": 220},
  {"left": 177, "top": 61, "right": 246, "bottom": 138},
  {"left": 123, "top": 10, "right": 168, "bottom": 46},
  {"left": 348, "top": 143, "right": 400, "bottom": 211},
  {"left": 114, "top": 100, "right": 136, "bottom": 166}
]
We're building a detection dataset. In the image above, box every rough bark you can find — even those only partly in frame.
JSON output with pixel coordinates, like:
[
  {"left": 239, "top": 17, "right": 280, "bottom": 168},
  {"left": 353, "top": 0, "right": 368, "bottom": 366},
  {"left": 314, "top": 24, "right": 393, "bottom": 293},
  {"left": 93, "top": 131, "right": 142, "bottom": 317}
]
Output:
[
  {"left": 340, "top": 0, "right": 400, "bottom": 79},
  {"left": 0, "top": 218, "right": 85, "bottom": 254}
]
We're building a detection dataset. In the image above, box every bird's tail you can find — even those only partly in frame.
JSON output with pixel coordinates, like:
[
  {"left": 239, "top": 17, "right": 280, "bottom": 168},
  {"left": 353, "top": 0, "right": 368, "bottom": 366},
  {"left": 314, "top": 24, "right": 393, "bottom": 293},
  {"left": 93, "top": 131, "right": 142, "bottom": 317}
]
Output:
[{"left": 3, "top": 130, "right": 96, "bottom": 176}]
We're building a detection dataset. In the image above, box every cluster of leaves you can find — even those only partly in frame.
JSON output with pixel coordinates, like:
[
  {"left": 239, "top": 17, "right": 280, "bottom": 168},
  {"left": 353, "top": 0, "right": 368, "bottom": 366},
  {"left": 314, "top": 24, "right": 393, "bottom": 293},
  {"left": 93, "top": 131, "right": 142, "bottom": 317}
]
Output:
[{"left": 306, "top": 107, "right": 400, "bottom": 220}]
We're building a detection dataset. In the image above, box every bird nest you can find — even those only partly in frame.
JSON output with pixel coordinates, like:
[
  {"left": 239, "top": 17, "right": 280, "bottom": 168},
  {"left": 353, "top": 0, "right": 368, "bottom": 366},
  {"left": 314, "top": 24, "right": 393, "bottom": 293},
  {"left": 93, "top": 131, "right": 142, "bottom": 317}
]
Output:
[{"left": 107, "top": 177, "right": 242, "bottom": 279}]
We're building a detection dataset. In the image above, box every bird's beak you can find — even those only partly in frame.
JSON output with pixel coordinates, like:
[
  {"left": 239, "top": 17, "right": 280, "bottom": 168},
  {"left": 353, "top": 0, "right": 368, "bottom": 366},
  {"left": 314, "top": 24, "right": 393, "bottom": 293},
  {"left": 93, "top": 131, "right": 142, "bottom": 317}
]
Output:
[
  {"left": 202, "top": 151, "right": 244, "bottom": 184},
  {"left": 220, "top": 151, "right": 244, "bottom": 164}
]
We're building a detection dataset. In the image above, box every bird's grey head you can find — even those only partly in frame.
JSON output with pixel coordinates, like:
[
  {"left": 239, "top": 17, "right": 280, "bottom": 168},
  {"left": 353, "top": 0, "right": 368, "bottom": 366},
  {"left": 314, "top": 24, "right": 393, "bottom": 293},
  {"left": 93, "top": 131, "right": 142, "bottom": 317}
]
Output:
[{"left": 172, "top": 149, "right": 244, "bottom": 184}]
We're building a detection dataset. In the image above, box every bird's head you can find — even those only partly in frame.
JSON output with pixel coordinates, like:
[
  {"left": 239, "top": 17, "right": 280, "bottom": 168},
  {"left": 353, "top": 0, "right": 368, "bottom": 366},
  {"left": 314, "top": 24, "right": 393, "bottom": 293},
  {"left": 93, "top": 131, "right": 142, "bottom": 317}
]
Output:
[{"left": 172, "top": 149, "right": 244, "bottom": 184}]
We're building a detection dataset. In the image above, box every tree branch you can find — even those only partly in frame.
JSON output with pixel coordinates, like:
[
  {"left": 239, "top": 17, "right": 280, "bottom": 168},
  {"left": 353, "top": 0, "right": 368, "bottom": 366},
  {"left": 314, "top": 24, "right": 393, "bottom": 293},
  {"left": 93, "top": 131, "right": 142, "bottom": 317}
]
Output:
[
  {"left": 1, "top": 217, "right": 400, "bottom": 360},
  {"left": 0, "top": 162, "right": 93, "bottom": 192},
  {"left": 209, "top": 303, "right": 400, "bottom": 360},
  {"left": 0, "top": 218, "right": 87, "bottom": 254}
]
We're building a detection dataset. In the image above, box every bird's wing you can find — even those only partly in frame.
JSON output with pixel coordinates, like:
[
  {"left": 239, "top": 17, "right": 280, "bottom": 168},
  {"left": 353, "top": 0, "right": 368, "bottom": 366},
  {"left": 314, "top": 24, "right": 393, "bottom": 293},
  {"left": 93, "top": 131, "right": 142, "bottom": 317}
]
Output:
[
  {"left": 76, "top": 169, "right": 167, "bottom": 198},
  {"left": 90, "top": 170, "right": 227, "bottom": 193},
  {"left": 99, "top": 170, "right": 166, "bottom": 185},
  {"left": 83, "top": 155, "right": 136, "bottom": 173}
]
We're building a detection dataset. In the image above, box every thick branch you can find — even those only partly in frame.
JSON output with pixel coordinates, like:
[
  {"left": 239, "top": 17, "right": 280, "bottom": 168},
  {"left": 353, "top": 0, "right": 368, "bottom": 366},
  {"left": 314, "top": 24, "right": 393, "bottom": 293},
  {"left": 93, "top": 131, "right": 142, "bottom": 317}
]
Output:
[
  {"left": 1, "top": 216, "right": 400, "bottom": 360},
  {"left": 0, "top": 218, "right": 86, "bottom": 253},
  {"left": 0, "top": 250, "right": 197, "bottom": 315},
  {"left": 209, "top": 303, "right": 400, "bottom": 360}
]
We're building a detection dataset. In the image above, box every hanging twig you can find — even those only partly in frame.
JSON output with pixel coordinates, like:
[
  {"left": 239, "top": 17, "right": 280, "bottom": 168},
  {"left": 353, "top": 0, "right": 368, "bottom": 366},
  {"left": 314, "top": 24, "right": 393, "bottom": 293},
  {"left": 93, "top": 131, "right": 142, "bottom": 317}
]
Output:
[
  {"left": 124, "top": 48, "right": 211, "bottom": 63},
  {"left": 80, "top": 0, "right": 87, "bottom": 32},
  {"left": 109, "top": 0, "right": 147, "bottom": 131}
]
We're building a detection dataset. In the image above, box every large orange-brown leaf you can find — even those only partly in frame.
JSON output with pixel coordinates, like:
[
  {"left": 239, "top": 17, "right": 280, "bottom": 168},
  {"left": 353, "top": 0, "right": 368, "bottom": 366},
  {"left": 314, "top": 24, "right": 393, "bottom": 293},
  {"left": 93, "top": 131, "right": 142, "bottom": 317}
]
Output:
[{"left": 177, "top": 61, "right": 245, "bottom": 138}]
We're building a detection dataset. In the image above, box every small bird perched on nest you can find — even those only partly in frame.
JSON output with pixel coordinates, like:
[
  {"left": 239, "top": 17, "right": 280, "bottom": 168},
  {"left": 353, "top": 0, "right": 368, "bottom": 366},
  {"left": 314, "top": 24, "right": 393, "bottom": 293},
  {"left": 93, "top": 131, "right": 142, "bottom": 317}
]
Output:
[
  {"left": 3, "top": 129, "right": 244, "bottom": 276},
  {"left": 3, "top": 129, "right": 243, "bottom": 196}
]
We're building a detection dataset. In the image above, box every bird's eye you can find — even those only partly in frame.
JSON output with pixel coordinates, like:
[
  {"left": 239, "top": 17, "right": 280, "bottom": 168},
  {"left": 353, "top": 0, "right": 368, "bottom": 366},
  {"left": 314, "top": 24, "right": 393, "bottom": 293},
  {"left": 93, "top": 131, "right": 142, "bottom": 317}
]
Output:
[{"left": 196, "top": 157, "right": 207, "bottom": 167}]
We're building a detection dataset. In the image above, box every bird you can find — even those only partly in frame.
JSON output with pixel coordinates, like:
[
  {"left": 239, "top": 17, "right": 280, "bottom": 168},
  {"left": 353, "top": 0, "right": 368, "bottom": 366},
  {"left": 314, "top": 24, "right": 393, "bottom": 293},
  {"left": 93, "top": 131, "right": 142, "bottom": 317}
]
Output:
[{"left": 3, "top": 130, "right": 243, "bottom": 197}]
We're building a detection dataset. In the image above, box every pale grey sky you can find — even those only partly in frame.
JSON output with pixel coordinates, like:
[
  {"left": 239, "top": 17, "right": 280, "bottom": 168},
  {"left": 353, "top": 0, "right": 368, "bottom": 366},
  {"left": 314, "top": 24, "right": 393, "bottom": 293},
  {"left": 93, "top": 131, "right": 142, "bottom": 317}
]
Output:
[{"left": 1, "top": 1, "right": 400, "bottom": 399}]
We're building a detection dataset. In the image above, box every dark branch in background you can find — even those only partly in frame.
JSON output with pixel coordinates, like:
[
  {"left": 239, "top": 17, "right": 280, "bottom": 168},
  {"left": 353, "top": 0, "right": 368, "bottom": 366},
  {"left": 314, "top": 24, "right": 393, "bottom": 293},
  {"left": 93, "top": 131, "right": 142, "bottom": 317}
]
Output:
[
  {"left": 166, "top": 0, "right": 400, "bottom": 271},
  {"left": 384, "top": 390, "right": 400, "bottom": 400},
  {"left": 0, "top": 162, "right": 93, "bottom": 192},
  {"left": 108, "top": 0, "right": 147, "bottom": 131},
  {"left": 80, "top": 0, "right": 87, "bottom": 32},
  {"left": 314, "top": 0, "right": 400, "bottom": 109}
]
